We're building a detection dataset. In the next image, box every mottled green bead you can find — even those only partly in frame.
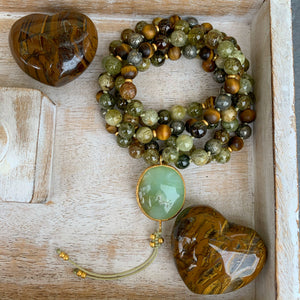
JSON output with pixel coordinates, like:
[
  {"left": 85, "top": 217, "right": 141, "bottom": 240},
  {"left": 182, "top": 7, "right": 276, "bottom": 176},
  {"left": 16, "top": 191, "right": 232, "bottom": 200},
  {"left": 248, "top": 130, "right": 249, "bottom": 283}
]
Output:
[
  {"left": 98, "top": 73, "right": 115, "bottom": 91},
  {"left": 176, "top": 135, "right": 194, "bottom": 152},
  {"left": 224, "top": 57, "right": 242, "bottom": 75},
  {"left": 143, "top": 149, "right": 160, "bottom": 165},
  {"left": 137, "top": 58, "right": 151, "bottom": 72},
  {"left": 229, "top": 48, "right": 245, "bottom": 65},
  {"left": 175, "top": 154, "right": 190, "bottom": 169},
  {"left": 162, "top": 146, "right": 179, "bottom": 164},
  {"left": 183, "top": 45, "right": 197, "bottom": 59},
  {"left": 217, "top": 41, "right": 234, "bottom": 58},
  {"left": 242, "top": 73, "right": 255, "bottom": 86},
  {"left": 116, "top": 135, "right": 132, "bottom": 148},
  {"left": 105, "top": 109, "right": 123, "bottom": 126},
  {"left": 187, "top": 102, "right": 203, "bottom": 118},
  {"left": 236, "top": 124, "right": 252, "bottom": 139},
  {"left": 170, "top": 105, "right": 187, "bottom": 121},
  {"left": 127, "top": 100, "right": 144, "bottom": 117},
  {"left": 102, "top": 55, "right": 122, "bottom": 76},
  {"left": 118, "top": 122, "right": 135, "bottom": 139},
  {"left": 141, "top": 109, "right": 159, "bottom": 126},
  {"left": 236, "top": 95, "right": 252, "bottom": 110},
  {"left": 191, "top": 149, "right": 210, "bottom": 166},
  {"left": 136, "top": 127, "right": 153, "bottom": 144},
  {"left": 99, "top": 93, "right": 116, "bottom": 109},
  {"left": 109, "top": 40, "right": 122, "bottom": 53},
  {"left": 238, "top": 78, "right": 253, "bottom": 95},
  {"left": 215, "top": 148, "right": 231, "bottom": 163},
  {"left": 170, "top": 30, "right": 187, "bottom": 47},
  {"left": 205, "top": 139, "right": 222, "bottom": 155},
  {"left": 174, "top": 20, "right": 190, "bottom": 33},
  {"left": 222, "top": 118, "right": 240, "bottom": 132},
  {"left": 205, "top": 29, "right": 223, "bottom": 49},
  {"left": 215, "top": 56, "right": 225, "bottom": 69},
  {"left": 166, "top": 135, "right": 177, "bottom": 148},
  {"left": 135, "top": 21, "right": 148, "bottom": 33},
  {"left": 150, "top": 52, "right": 166, "bottom": 67},
  {"left": 158, "top": 110, "right": 171, "bottom": 124},
  {"left": 115, "top": 76, "right": 125, "bottom": 91},
  {"left": 188, "top": 27, "right": 204, "bottom": 46},
  {"left": 214, "top": 130, "right": 230, "bottom": 145}
]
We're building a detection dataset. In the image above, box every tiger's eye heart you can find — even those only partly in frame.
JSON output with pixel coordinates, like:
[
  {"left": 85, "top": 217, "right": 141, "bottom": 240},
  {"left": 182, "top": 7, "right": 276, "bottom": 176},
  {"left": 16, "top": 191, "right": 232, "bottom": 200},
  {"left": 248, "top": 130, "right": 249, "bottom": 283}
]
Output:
[
  {"left": 171, "top": 205, "right": 267, "bottom": 294},
  {"left": 9, "top": 11, "right": 98, "bottom": 87}
]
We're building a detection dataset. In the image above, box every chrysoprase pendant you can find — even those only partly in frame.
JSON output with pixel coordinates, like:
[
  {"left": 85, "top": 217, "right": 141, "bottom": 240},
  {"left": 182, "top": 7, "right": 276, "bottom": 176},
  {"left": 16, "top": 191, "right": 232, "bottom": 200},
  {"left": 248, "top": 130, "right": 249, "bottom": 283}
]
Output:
[{"left": 136, "top": 165, "right": 185, "bottom": 221}]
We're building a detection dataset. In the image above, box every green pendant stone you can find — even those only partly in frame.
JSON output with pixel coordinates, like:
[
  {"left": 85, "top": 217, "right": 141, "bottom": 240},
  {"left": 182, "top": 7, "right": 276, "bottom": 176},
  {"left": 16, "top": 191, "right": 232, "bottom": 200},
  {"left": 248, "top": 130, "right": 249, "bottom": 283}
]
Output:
[{"left": 137, "top": 165, "right": 185, "bottom": 221}]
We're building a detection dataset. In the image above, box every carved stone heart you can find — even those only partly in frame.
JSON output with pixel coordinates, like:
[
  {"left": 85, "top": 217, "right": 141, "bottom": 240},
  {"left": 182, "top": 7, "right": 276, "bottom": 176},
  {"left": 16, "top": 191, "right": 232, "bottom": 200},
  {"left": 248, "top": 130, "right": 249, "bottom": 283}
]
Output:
[
  {"left": 171, "top": 206, "right": 267, "bottom": 294},
  {"left": 9, "top": 11, "right": 98, "bottom": 87}
]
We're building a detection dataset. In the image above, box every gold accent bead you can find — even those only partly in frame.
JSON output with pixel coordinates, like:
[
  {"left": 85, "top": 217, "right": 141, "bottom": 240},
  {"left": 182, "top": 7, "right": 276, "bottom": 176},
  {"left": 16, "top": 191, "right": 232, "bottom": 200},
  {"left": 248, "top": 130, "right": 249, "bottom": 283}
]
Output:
[
  {"left": 158, "top": 237, "right": 164, "bottom": 244},
  {"left": 152, "top": 43, "right": 157, "bottom": 52},
  {"left": 81, "top": 272, "right": 87, "bottom": 278},
  {"left": 152, "top": 129, "right": 157, "bottom": 138},
  {"left": 164, "top": 54, "right": 169, "bottom": 59},
  {"left": 150, "top": 234, "right": 156, "bottom": 240},
  {"left": 63, "top": 255, "right": 69, "bottom": 261},
  {"left": 228, "top": 147, "right": 233, "bottom": 153},
  {"left": 116, "top": 55, "right": 122, "bottom": 61},
  {"left": 202, "top": 119, "right": 209, "bottom": 126},
  {"left": 201, "top": 103, "right": 206, "bottom": 109},
  {"left": 59, "top": 252, "right": 65, "bottom": 258},
  {"left": 125, "top": 78, "right": 133, "bottom": 83},
  {"left": 76, "top": 270, "right": 82, "bottom": 277},
  {"left": 155, "top": 25, "right": 159, "bottom": 33},
  {"left": 212, "top": 54, "right": 218, "bottom": 61},
  {"left": 227, "top": 74, "right": 241, "bottom": 80},
  {"left": 150, "top": 241, "right": 156, "bottom": 248}
]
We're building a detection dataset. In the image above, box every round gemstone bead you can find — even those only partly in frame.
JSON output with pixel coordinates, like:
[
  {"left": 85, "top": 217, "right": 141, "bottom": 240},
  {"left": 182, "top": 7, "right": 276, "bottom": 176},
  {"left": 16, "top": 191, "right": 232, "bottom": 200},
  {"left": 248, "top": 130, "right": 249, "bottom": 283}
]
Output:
[
  {"left": 215, "top": 94, "right": 232, "bottom": 111},
  {"left": 188, "top": 27, "right": 204, "bottom": 46},
  {"left": 168, "top": 47, "right": 182, "bottom": 60},
  {"left": 156, "top": 124, "right": 172, "bottom": 140},
  {"left": 170, "top": 120, "right": 185, "bottom": 135},
  {"left": 215, "top": 148, "right": 231, "bottom": 163},
  {"left": 135, "top": 21, "right": 148, "bottom": 34},
  {"left": 99, "top": 93, "right": 116, "bottom": 109},
  {"left": 151, "top": 52, "right": 166, "bottom": 67},
  {"left": 236, "top": 124, "right": 252, "bottom": 139},
  {"left": 158, "top": 110, "right": 171, "bottom": 124},
  {"left": 170, "top": 105, "right": 187, "bottom": 121},
  {"left": 176, "top": 135, "right": 194, "bottom": 152},
  {"left": 183, "top": 45, "right": 197, "bottom": 59},
  {"left": 109, "top": 40, "right": 123, "bottom": 53},
  {"left": 128, "top": 32, "right": 144, "bottom": 49},
  {"left": 175, "top": 154, "right": 190, "bottom": 169},
  {"left": 115, "top": 76, "right": 125, "bottom": 91},
  {"left": 214, "top": 130, "right": 230, "bottom": 144},
  {"left": 205, "top": 29, "right": 223, "bottom": 49},
  {"left": 129, "top": 141, "right": 145, "bottom": 159},
  {"left": 199, "top": 46, "right": 211, "bottom": 60},
  {"left": 224, "top": 57, "right": 242, "bottom": 75},
  {"left": 120, "top": 82, "right": 137, "bottom": 100},
  {"left": 229, "top": 136, "right": 244, "bottom": 151},
  {"left": 136, "top": 127, "right": 153, "bottom": 144},
  {"left": 170, "top": 30, "right": 187, "bottom": 47},
  {"left": 118, "top": 122, "right": 135, "bottom": 139},
  {"left": 217, "top": 40, "right": 234, "bottom": 58},
  {"left": 213, "top": 68, "right": 226, "bottom": 83},
  {"left": 102, "top": 55, "right": 122, "bottom": 76},
  {"left": 145, "top": 141, "right": 159, "bottom": 151},
  {"left": 190, "top": 121, "right": 207, "bottom": 138},
  {"left": 238, "top": 78, "right": 253, "bottom": 95},
  {"left": 230, "top": 48, "right": 245, "bottom": 65},
  {"left": 127, "top": 100, "right": 144, "bottom": 117},
  {"left": 127, "top": 49, "right": 143, "bottom": 66},
  {"left": 98, "top": 73, "right": 115, "bottom": 91},
  {"left": 203, "top": 108, "right": 220, "bottom": 124},
  {"left": 142, "top": 24, "right": 157, "bottom": 40},
  {"left": 191, "top": 149, "right": 210, "bottom": 166},
  {"left": 162, "top": 146, "right": 179, "bottom": 164},
  {"left": 116, "top": 135, "right": 132, "bottom": 148},
  {"left": 215, "top": 56, "right": 225, "bottom": 69},
  {"left": 121, "top": 29, "right": 134, "bottom": 43},
  {"left": 174, "top": 20, "right": 190, "bottom": 33},
  {"left": 123, "top": 113, "right": 140, "bottom": 126},
  {"left": 205, "top": 139, "right": 222, "bottom": 155},
  {"left": 137, "top": 58, "right": 151, "bottom": 72},
  {"left": 187, "top": 102, "right": 203, "bottom": 118},
  {"left": 166, "top": 135, "right": 177, "bottom": 148},
  {"left": 137, "top": 165, "right": 185, "bottom": 220},
  {"left": 185, "top": 17, "right": 198, "bottom": 28},
  {"left": 143, "top": 149, "right": 160, "bottom": 165},
  {"left": 105, "top": 109, "right": 122, "bottom": 126},
  {"left": 222, "top": 118, "right": 240, "bottom": 132},
  {"left": 221, "top": 106, "right": 238, "bottom": 122},
  {"left": 239, "top": 109, "right": 256, "bottom": 123},
  {"left": 141, "top": 109, "right": 159, "bottom": 126},
  {"left": 236, "top": 95, "right": 251, "bottom": 111}
]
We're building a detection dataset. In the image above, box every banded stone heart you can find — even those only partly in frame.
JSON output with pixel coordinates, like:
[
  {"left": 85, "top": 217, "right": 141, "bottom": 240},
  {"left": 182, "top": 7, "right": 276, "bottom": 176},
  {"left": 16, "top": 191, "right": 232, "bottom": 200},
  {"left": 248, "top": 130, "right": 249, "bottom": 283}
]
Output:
[
  {"left": 9, "top": 11, "right": 98, "bottom": 87},
  {"left": 171, "top": 205, "right": 267, "bottom": 294}
]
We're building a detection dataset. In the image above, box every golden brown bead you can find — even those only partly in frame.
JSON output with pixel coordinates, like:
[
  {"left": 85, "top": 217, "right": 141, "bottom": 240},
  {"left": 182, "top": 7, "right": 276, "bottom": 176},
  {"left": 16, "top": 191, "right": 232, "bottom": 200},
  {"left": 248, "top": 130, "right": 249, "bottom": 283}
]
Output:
[
  {"left": 96, "top": 90, "right": 104, "bottom": 103},
  {"left": 224, "top": 77, "right": 240, "bottom": 94},
  {"left": 142, "top": 24, "right": 157, "bottom": 40},
  {"left": 203, "top": 96, "right": 215, "bottom": 109},
  {"left": 239, "top": 109, "right": 256, "bottom": 123},
  {"left": 139, "top": 42, "right": 155, "bottom": 58},
  {"left": 185, "top": 118, "right": 197, "bottom": 132},
  {"left": 168, "top": 47, "right": 182, "bottom": 60},
  {"left": 120, "top": 82, "right": 137, "bottom": 100},
  {"left": 121, "top": 65, "right": 138, "bottom": 79},
  {"left": 169, "top": 15, "right": 181, "bottom": 25},
  {"left": 121, "top": 28, "right": 134, "bottom": 43},
  {"left": 200, "top": 22, "right": 213, "bottom": 33},
  {"left": 203, "top": 108, "right": 220, "bottom": 124},
  {"left": 220, "top": 106, "right": 237, "bottom": 122},
  {"left": 114, "top": 43, "right": 131, "bottom": 60},
  {"left": 229, "top": 136, "right": 244, "bottom": 151},
  {"left": 106, "top": 123, "right": 118, "bottom": 134},
  {"left": 202, "top": 59, "right": 216, "bottom": 72},
  {"left": 152, "top": 17, "right": 163, "bottom": 27},
  {"left": 155, "top": 124, "right": 172, "bottom": 141},
  {"left": 129, "top": 141, "right": 145, "bottom": 159},
  {"left": 123, "top": 113, "right": 140, "bottom": 126}
]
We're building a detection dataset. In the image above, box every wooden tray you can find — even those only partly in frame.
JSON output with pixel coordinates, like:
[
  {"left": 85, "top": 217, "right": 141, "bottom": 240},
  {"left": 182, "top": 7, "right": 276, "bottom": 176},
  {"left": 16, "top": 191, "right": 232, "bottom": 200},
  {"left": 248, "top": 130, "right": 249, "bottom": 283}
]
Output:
[{"left": 0, "top": 0, "right": 298, "bottom": 299}]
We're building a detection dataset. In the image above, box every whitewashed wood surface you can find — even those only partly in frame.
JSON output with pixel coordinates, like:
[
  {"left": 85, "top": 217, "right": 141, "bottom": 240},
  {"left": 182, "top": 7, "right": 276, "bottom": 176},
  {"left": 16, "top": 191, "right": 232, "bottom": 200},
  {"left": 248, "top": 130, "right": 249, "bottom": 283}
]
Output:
[{"left": 0, "top": 0, "right": 298, "bottom": 299}]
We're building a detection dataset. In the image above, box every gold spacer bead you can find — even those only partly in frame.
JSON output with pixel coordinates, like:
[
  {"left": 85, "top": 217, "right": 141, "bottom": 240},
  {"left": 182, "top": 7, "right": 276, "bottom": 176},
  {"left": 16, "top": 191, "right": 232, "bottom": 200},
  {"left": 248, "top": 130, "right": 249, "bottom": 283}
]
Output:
[
  {"left": 202, "top": 119, "right": 209, "bottom": 126},
  {"left": 152, "top": 43, "right": 157, "bottom": 52},
  {"left": 63, "top": 255, "right": 69, "bottom": 261},
  {"left": 125, "top": 78, "right": 133, "bottom": 83},
  {"left": 201, "top": 103, "right": 206, "bottom": 109},
  {"left": 155, "top": 25, "right": 159, "bottom": 33},
  {"left": 150, "top": 241, "right": 156, "bottom": 248},
  {"left": 212, "top": 54, "right": 218, "bottom": 61},
  {"left": 227, "top": 74, "right": 240, "bottom": 80},
  {"left": 152, "top": 129, "right": 157, "bottom": 138},
  {"left": 164, "top": 54, "right": 169, "bottom": 59},
  {"left": 115, "top": 131, "right": 119, "bottom": 136},
  {"left": 228, "top": 147, "right": 233, "bottom": 153},
  {"left": 150, "top": 234, "right": 156, "bottom": 240},
  {"left": 76, "top": 270, "right": 82, "bottom": 277},
  {"left": 81, "top": 272, "right": 87, "bottom": 279},
  {"left": 116, "top": 55, "right": 122, "bottom": 61},
  {"left": 158, "top": 237, "right": 164, "bottom": 244},
  {"left": 59, "top": 252, "right": 65, "bottom": 258}
]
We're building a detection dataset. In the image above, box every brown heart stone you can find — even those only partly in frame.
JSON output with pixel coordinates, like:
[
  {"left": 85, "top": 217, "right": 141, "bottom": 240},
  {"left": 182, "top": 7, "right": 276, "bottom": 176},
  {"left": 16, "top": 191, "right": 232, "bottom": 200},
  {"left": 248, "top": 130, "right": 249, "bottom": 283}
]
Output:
[
  {"left": 9, "top": 11, "right": 98, "bottom": 87},
  {"left": 171, "top": 205, "right": 267, "bottom": 294}
]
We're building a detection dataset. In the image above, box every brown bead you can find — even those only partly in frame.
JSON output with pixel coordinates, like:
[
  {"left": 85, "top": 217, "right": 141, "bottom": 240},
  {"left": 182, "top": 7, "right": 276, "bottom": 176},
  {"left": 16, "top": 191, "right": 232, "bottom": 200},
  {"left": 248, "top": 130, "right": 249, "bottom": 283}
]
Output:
[
  {"left": 114, "top": 43, "right": 131, "bottom": 60},
  {"left": 224, "top": 78, "right": 240, "bottom": 94},
  {"left": 121, "top": 28, "right": 134, "bottom": 43},
  {"left": 229, "top": 136, "right": 244, "bottom": 151},
  {"left": 123, "top": 113, "right": 140, "bottom": 126},
  {"left": 129, "top": 141, "right": 145, "bottom": 159},
  {"left": 203, "top": 96, "right": 216, "bottom": 109},
  {"left": 152, "top": 17, "right": 163, "bottom": 27},
  {"left": 139, "top": 42, "right": 155, "bottom": 58},
  {"left": 121, "top": 65, "right": 138, "bottom": 79},
  {"left": 155, "top": 124, "right": 172, "bottom": 141},
  {"left": 239, "top": 109, "right": 256, "bottom": 123},
  {"left": 106, "top": 123, "right": 118, "bottom": 134},
  {"left": 200, "top": 22, "right": 213, "bottom": 33},
  {"left": 169, "top": 15, "right": 181, "bottom": 25},
  {"left": 214, "top": 130, "right": 230, "bottom": 144},
  {"left": 120, "top": 82, "right": 137, "bottom": 100},
  {"left": 142, "top": 24, "right": 157, "bottom": 40},
  {"left": 203, "top": 108, "right": 220, "bottom": 124},
  {"left": 96, "top": 90, "right": 104, "bottom": 103},
  {"left": 168, "top": 47, "right": 181, "bottom": 60},
  {"left": 185, "top": 118, "right": 198, "bottom": 133},
  {"left": 202, "top": 59, "right": 216, "bottom": 72}
]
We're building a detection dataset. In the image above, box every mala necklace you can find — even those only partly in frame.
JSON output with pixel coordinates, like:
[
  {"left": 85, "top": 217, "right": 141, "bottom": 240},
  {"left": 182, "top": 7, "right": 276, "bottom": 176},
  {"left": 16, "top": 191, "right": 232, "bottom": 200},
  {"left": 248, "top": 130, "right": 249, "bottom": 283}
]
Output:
[{"left": 58, "top": 15, "right": 259, "bottom": 287}]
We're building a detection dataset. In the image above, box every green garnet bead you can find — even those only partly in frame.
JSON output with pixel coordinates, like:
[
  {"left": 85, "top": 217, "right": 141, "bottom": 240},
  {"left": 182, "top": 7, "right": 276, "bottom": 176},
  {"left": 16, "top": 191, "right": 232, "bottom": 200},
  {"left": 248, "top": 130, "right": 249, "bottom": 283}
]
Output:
[
  {"left": 217, "top": 41, "right": 234, "bottom": 58},
  {"left": 176, "top": 135, "right": 194, "bottom": 152},
  {"left": 141, "top": 109, "right": 159, "bottom": 126},
  {"left": 105, "top": 109, "right": 122, "bottom": 126},
  {"left": 170, "top": 30, "right": 187, "bottom": 47},
  {"left": 191, "top": 149, "right": 210, "bottom": 166},
  {"left": 162, "top": 146, "right": 179, "bottom": 164},
  {"left": 224, "top": 57, "right": 242, "bottom": 75},
  {"left": 102, "top": 55, "right": 122, "bottom": 76},
  {"left": 136, "top": 126, "right": 153, "bottom": 144},
  {"left": 137, "top": 165, "right": 185, "bottom": 221},
  {"left": 118, "top": 122, "right": 135, "bottom": 139},
  {"left": 170, "top": 105, "right": 187, "bottom": 121},
  {"left": 127, "top": 100, "right": 144, "bottom": 117},
  {"left": 215, "top": 148, "right": 231, "bottom": 163}
]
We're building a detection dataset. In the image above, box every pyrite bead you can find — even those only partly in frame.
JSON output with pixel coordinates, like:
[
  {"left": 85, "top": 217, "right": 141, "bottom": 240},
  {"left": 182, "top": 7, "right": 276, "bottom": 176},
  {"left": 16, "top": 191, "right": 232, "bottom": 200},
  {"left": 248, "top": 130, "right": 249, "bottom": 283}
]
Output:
[
  {"left": 185, "top": 17, "right": 198, "bottom": 28},
  {"left": 168, "top": 47, "right": 182, "bottom": 60},
  {"left": 158, "top": 110, "right": 171, "bottom": 124},
  {"left": 215, "top": 148, "right": 231, "bottom": 163},
  {"left": 117, "top": 135, "right": 132, "bottom": 148},
  {"left": 205, "top": 139, "right": 222, "bottom": 155},
  {"left": 217, "top": 40, "right": 234, "bottom": 58},
  {"left": 222, "top": 118, "right": 239, "bottom": 132},
  {"left": 176, "top": 135, "right": 194, "bottom": 152},
  {"left": 142, "top": 24, "right": 157, "bottom": 40},
  {"left": 102, "top": 55, "right": 122, "bottom": 76},
  {"left": 175, "top": 154, "right": 190, "bottom": 169},
  {"left": 213, "top": 68, "right": 226, "bottom": 83},
  {"left": 199, "top": 46, "right": 211, "bottom": 60},
  {"left": 154, "top": 34, "right": 170, "bottom": 51},
  {"left": 156, "top": 124, "right": 172, "bottom": 140},
  {"left": 135, "top": 21, "right": 148, "bottom": 34},
  {"left": 170, "top": 30, "right": 187, "bottom": 47},
  {"left": 203, "top": 108, "right": 220, "bottom": 124},
  {"left": 137, "top": 58, "right": 151, "bottom": 72},
  {"left": 205, "top": 29, "right": 223, "bottom": 49},
  {"left": 136, "top": 127, "right": 153, "bottom": 144},
  {"left": 105, "top": 109, "right": 123, "bottom": 126},
  {"left": 183, "top": 45, "right": 197, "bottom": 59},
  {"left": 118, "top": 122, "right": 135, "bottom": 139},
  {"left": 166, "top": 135, "right": 177, "bottom": 148},
  {"left": 191, "top": 149, "right": 210, "bottom": 166},
  {"left": 120, "top": 82, "right": 137, "bottom": 100},
  {"left": 187, "top": 102, "right": 203, "bottom": 118},
  {"left": 236, "top": 124, "right": 252, "bottom": 139},
  {"left": 121, "top": 65, "right": 138, "bottom": 79},
  {"left": 145, "top": 141, "right": 159, "bottom": 151},
  {"left": 139, "top": 42, "right": 155, "bottom": 59},
  {"left": 109, "top": 40, "right": 122, "bottom": 54},
  {"left": 239, "top": 109, "right": 256, "bottom": 123},
  {"left": 190, "top": 121, "right": 208, "bottom": 138},
  {"left": 99, "top": 93, "right": 116, "bottom": 109},
  {"left": 128, "top": 32, "right": 144, "bottom": 49},
  {"left": 114, "top": 43, "right": 131, "bottom": 60},
  {"left": 141, "top": 109, "right": 159, "bottom": 126},
  {"left": 229, "top": 136, "right": 244, "bottom": 151},
  {"left": 220, "top": 106, "right": 237, "bottom": 122},
  {"left": 126, "top": 100, "right": 144, "bottom": 117},
  {"left": 188, "top": 27, "right": 204, "bottom": 47},
  {"left": 174, "top": 20, "right": 190, "bottom": 33},
  {"left": 215, "top": 94, "right": 232, "bottom": 111},
  {"left": 224, "top": 58, "right": 242, "bottom": 75},
  {"left": 236, "top": 95, "right": 251, "bottom": 111},
  {"left": 123, "top": 113, "right": 140, "bottom": 126},
  {"left": 214, "top": 130, "right": 230, "bottom": 144},
  {"left": 121, "top": 28, "right": 134, "bottom": 43},
  {"left": 170, "top": 105, "right": 187, "bottom": 121},
  {"left": 143, "top": 149, "right": 160, "bottom": 165},
  {"left": 170, "top": 120, "right": 185, "bottom": 135},
  {"left": 127, "top": 49, "right": 143, "bottom": 66},
  {"left": 150, "top": 52, "right": 166, "bottom": 67},
  {"left": 129, "top": 141, "right": 145, "bottom": 159},
  {"left": 98, "top": 73, "right": 115, "bottom": 91},
  {"left": 224, "top": 77, "right": 240, "bottom": 94},
  {"left": 115, "top": 76, "right": 125, "bottom": 91},
  {"left": 162, "top": 147, "right": 179, "bottom": 164},
  {"left": 158, "top": 19, "right": 174, "bottom": 35}
]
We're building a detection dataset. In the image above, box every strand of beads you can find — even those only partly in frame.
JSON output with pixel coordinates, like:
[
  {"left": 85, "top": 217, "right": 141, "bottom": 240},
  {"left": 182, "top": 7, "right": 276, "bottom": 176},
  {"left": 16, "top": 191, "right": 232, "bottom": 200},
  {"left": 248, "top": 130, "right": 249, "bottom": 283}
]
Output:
[{"left": 97, "top": 15, "right": 256, "bottom": 169}]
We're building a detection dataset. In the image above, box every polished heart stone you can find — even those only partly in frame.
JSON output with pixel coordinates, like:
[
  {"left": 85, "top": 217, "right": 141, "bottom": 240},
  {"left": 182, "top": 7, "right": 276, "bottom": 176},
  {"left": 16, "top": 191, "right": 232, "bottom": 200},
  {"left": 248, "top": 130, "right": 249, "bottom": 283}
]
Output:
[
  {"left": 9, "top": 11, "right": 98, "bottom": 87},
  {"left": 137, "top": 165, "right": 185, "bottom": 221},
  {"left": 171, "top": 205, "right": 267, "bottom": 294}
]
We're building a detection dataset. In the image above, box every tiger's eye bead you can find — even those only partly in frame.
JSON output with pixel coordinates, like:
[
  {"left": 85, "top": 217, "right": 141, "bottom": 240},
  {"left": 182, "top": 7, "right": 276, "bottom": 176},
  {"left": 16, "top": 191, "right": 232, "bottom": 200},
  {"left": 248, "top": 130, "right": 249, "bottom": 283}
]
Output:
[
  {"left": 238, "top": 77, "right": 253, "bottom": 95},
  {"left": 123, "top": 113, "right": 140, "bottom": 126},
  {"left": 188, "top": 27, "right": 204, "bottom": 47},
  {"left": 199, "top": 46, "right": 212, "bottom": 60},
  {"left": 236, "top": 95, "right": 251, "bottom": 110},
  {"left": 114, "top": 43, "right": 131, "bottom": 60},
  {"left": 205, "top": 29, "right": 223, "bottom": 49},
  {"left": 137, "top": 58, "right": 151, "bottom": 72},
  {"left": 98, "top": 73, "right": 115, "bottom": 91},
  {"left": 224, "top": 58, "right": 242, "bottom": 75},
  {"left": 185, "top": 118, "right": 197, "bottom": 133},
  {"left": 129, "top": 141, "right": 145, "bottom": 159},
  {"left": 141, "top": 109, "right": 159, "bottom": 126},
  {"left": 170, "top": 30, "right": 187, "bottom": 47},
  {"left": 162, "top": 146, "right": 179, "bottom": 164},
  {"left": 205, "top": 139, "right": 222, "bottom": 155},
  {"left": 214, "top": 130, "right": 230, "bottom": 144},
  {"left": 176, "top": 135, "right": 194, "bottom": 152},
  {"left": 120, "top": 82, "right": 137, "bottom": 100},
  {"left": 174, "top": 20, "right": 190, "bottom": 33},
  {"left": 166, "top": 135, "right": 177, "bottom": 148},
  {"left": 229, "top": 136, "right": 244, "bottom": 151},
  {"left": 170, "top": 105, "right": 187, "bottom": 121},
  {"left": 190, "top": 121, "right": 208, "bottom": 138},
  {"left": 158, "top": 110, "right": 171, "bottom": 124},
  {"left": 175, "top": 154, "right": 190, "bottom": 169},
  {"left": 215, "top": 148, "right": 231, "bottom": 163},
  {"left": 109, "top": 40, "right": 122, "bottom": 53},
  {"left": 153, "top": 17, "right": 163, "bottom": 27},
  {"left": 145, "top": 140, "right": 159, "bottom": 151},
  {"left": 128, "top": 33, "right": 144, "bottom": 49},
  {"left": 156, "top": 124, "right": 172, "bottom": 141},
  {"left": 135, "top": 21, "right": 148, "bottom": 34},
  {"left": 99, "top": 93, "right": 116, "bottom": 109},
  {"left": 185, "top": 17, "right": 198, "bottom": 28},
  {"left": 127, "top": 100, "right": 144, "bottom": 117},
  {"left": 136, "top": 127, "right": 153, "bottom": 144},
  {"left": 105, "top": 123, "right": 118, "bottom": 134},
  {"left": 117, "top": 135, "right": 133, "bottom": 148},
  {"left": 222, "top": 118, "right": 239, "bottom": 132},
  {"left": 202, "top": 59, "right": 216, "bottom": 72},
  {"left": 102, "top": 56, "right": 122, "bottom": 76},
  {"left": 168, "top": 47, "right": 182, "bottom": 60},
  {"left": 191, "top": 149, "right": 209, "bottom": 166},
  {"left": 170, "top": 121, "right": 185, "bottom": 135},
  {"left": 121, "top": 29, "right": 134, "bottom": 43},
  {"left": 150, "top": 52, "right": 166, "bottom": 67},
  {"left": 127, "top": 49, "right": 143, "bottom": 66},
  {"left": 224, "top": 77, "right": 240, "bottom": 94},
  {"left": 203, "top": 108, "right": 220, "bottom": 124},
  {"left": 200, "top": 22, "right": 213, "bottom": 33},
  {"left": 105, "top": 109, "right": 123, "bottom": 126},
  {"left": 187, "top": 102, "right": 203, "bottom": 118},
  {"left": 154, "top": 34, "right": 170, "bottom": 51},
  {"left": 139, "top": 42, "right": 155, "bottom": 59},
  {"left": 220, "top": 106, "right": 237, "bottom": 122},
  {"left": 217, "top": 40, "right": 235, "bottom": 58},
  {"left": 183, "top": 45, "right": 197, "bottom": 59},
  {"left": 115, "top": 76, "right": 126, "bottom": 91},
  {"left": 121, "top": 65, "right": 138, "bottom": 80},
  {"left": 236, "top": 124, "right": 252, "bottom": 139},
  {"left": 239, "top": 109, "right": 256, "bottom": 123},
  {"left": 158, "top": 19, "right": 173, "bottom": 35},
  {"left": 118, "top": 122, "right": 135, "bottom": 139},
  {"left": 142, "top": 24, "right": 157, "bottom": 40},
  {"left": 143, "top": 149, "right": 160, "bottom": 165},
  {"left": 213, "top": 68, "right": 226, "bottom": 83},
  {"left": 169, "top": 15, "right": 181, "bottom": 25}
]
